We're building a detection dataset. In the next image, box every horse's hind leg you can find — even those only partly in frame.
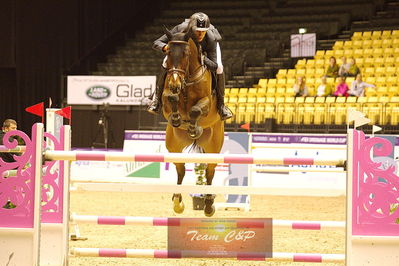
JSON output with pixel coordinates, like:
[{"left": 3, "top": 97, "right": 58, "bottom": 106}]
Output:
[
  {"left": 172, "top": 163, "right": 185, "bottom": 214},
  {"left": 204, "top": 163, "right": 217, "bottom": 217}
]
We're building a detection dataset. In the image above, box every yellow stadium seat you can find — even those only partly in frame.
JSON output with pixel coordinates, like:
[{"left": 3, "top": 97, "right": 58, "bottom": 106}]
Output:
[
  {"left": 384, "top": 57, "right": 395, "bottom": 67},
  {"left": 297, "top": 68, "right": 306, "bottom": 77},
  {"left": 363, "top": 57, "right": 374, "bottom": 68},
  {"left": 362, "top": 40, "right": 373, "bottom": 48},
  {"left": 386, "top": 76, "right": 397, "bottom": 86},
  {"left": 375, "top": 76, "right": 386, "bottom": 86},
  {"left": 286, "top": 78, "right": 296, "bottom": 86},
  {"left": 228, "top": 96, "right": 238, "bottom": 104},
  {"left": 365, "top": 87, "right": 377, "bottom": 96},
  {"left": 383, "top": 48, "right": 394, "bottom": 57},
  {"left": 364, "top": 67, "right": 375, "bottom": 77},
  {"left": 268, "top": 79, "right": 277, "bottom": 85},
  {"left": 306, "top": 68, "right": 315, "bottom": 75},
  {"left": 334, "top": 49, "right": 344, "bottom": 57},
  {"left": 257, "top": 96, "right": 266, "bottom": 103},
  {"left": 382, "top": 39, "right": 393, "bottom": 48},
  {"left": 373, "top": 48, "right": 384, "bottom": 58},
  {"left": 306, "top": 59, "right": 315, "bottom": 67},
  {"left": 296, "top": 59, "right": 306, "bottom": 68},
  {"left": 352, "top": 32, "right": 363, "bottom": 41},
  {"left": 324, "top": 50, "right": 334, "bottom": 58},
  {"left": 257, "top": 88, "right": 266, "bottom": 97},
  {"left": 325, "top": 96, "right": 336, "bottom": 104},
  {"left": 229, "top": 88, "right": 239, "bottom": 95},
  {"left": 276, "top": 69, "right": 287, "bottom": 79},
  {"left": 266, "top": 87, "right": 276, "bottom": 96},
  {"left": 377, "top": 86, "right": 389, "bottom": 95},
  {"left": 343, "top": 41, "right": 353, "bottom": 48},
  {"left": 365, "top": 77, "right": 376, "bottom": 84},
  {"left": 286, "top": 69, "right": 297, "bottom": 78},
  {"left": 248, "top": 88, "right": 257, "bottom": 94},
  {"left": 372, "top": 39, "right": 383, "bottom": 48},
  {"left": 315, "top": 96, "right": 325, "bottom": 103},
  {"left": 347, "top": 96, "right": 357, "bottom": 103},
  {"left": 356, "top": 58, "right": 364, "bottom": 67},
  {"left": 258, "top": 79, "right": 268, "bottom": 88},
  {"left": 362, "top": 31, "right": 372, "bottom": 40},
  {"left": 315, "top": 68, "right": 325, "bottom": 77},
  {"left": 277, "top": 78, "right": 286, "bottom": 86},
  {"left": 276, "top": 87, "right": 286, "bottom": 96},
  {"left": 389, "top": 87, "right": 399, "bottom": 96},
  {"left": 392, "top": 30, "right": 399, "bottom": 38},
  {"left": 393, "top": 39, "right": 399, "bottom": 48},
  {"left": 375, "top": 67, "right": 385, "bottom": 77},
  {"left": 357, "top": 96, "right": 367, "bottom": 103},
  {"left": 346, "top": 77, "right": 355, "bottom": 84},
  {"left": 286, "top": 87, "right": 295, "bottom": 96},
  {"left": 336, "top": 96, "right": 346, "bottom": 103},
  {"left": 344, "top": 49, "right": 353, "bottom": 57},
  {"left": 314, "top": 50, "right": 325, "bottom": 59},
  {"left": 334, "top": 41, "right": 344, "bottom": 49},
  {"left": 374, "top": 57, "right": 385, "bottom": 67},
  {"left": 382, "top": 30, "right": 392, "bottom": 38},
  {"left": 315, "top": 59, "right": 325, "bottom": 68},
  {"left": 352, "top": 40, "right": 362, "bottom": 49},
  {"left": 395, "top": 57, "right": 399, "bottom": 67},
  {"left": 353, "top": 49, "right": 363, "bottom": 58},
  {"left": 372, "top": 31, "right": 382, "bottom": 40}
]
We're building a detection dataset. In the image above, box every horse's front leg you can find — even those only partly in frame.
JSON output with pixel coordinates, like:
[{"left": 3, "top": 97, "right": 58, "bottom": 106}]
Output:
[
  {"left": 204, "top": 163, "right": 216, "bottom": 217},
  {"left": 172, "top": 163, "right": 185, "bottom": 214},
  {"left": 167, "top": 93, "right": 181, "bottom": 127},
  {"left": 188, "top": 97, "right": 210, "bottom": 139}
]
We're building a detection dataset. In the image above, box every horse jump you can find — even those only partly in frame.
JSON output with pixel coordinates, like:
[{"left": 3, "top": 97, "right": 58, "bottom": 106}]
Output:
[{"left": 0, "top": 123, "right": 398, "bottom": 265}]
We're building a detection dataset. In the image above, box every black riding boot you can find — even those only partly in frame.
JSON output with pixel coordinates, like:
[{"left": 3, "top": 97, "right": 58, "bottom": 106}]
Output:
[
  {"left": 216, "top": 73, "right": 233, "bottom": 120},
  {"left": 147, "top": 67, "right": 167, "bottom": 115}
]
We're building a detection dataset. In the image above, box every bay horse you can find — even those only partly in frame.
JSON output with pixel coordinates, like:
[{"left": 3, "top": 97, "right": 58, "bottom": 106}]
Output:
[{"left": 162, "top": 29, "right": 224, "bottom": 217}]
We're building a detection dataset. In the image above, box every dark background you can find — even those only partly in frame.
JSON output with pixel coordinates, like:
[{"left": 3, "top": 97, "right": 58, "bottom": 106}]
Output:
[{"left": 0, "top": 0, "right": 165, "bottom": 147}]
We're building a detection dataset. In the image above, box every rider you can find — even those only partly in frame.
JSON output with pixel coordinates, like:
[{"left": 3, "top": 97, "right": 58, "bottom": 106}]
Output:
[{"left": 148, "top": 12, "right": 233, "bottom": 121}]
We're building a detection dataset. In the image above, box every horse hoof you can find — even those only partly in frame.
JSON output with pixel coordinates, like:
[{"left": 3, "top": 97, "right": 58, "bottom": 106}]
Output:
[
  {"left": 169, "top": 115, "right": 181, "bottom": 127},
  {"left": 204, "top": 205, "right": 215, "bottom": 217},
  {"left": 173, "top": 197, "right": 185, "bottom": 214},
  {"left": 188, "top": 126, "right": 203, "bottom": 139}
]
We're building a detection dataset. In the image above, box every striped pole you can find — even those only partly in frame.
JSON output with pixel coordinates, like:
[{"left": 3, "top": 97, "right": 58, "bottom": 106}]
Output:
[
  {"left": 45, "top": 150, "right": 345, "bottom": 166},
  {"left": 70, "top": 248, "right": 345, "bottom": 263},
  {"left": 70, "top": 214, "right": 345, "bottom": 230},
  {"left": 0, "top": 145, "right": 26, "bottom": 153}
]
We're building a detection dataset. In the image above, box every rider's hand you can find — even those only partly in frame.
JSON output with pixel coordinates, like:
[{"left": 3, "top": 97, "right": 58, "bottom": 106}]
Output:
[{"left": 163, "top": 45, "right": 169, "bottom": 53}]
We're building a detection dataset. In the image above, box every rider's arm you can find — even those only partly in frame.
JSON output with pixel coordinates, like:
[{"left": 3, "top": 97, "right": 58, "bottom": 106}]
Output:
[
  {"left": 153, "top": 34, "right": 169, "bottom": 53},
  {"left": 203, "top": 40, "right": 218, "bottom": 72}
]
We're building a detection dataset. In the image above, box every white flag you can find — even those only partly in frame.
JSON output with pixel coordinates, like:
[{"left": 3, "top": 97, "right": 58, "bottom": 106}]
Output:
[
  {"left": 354, "top": 116, "right": 371, "bottom": 128},
  {"left": 347, "top": 108, "right": 365, "bottom": 123},
  {"left": 372, "top": 125, "right": 382, "bottom": 134}
]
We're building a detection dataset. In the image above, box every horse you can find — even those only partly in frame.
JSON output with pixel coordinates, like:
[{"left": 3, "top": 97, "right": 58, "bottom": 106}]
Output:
[{"left": 161, "top": 28, "right": 224, "bottom": 217}]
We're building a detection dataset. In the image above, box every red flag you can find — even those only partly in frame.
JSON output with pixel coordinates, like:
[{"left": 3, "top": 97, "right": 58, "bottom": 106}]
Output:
[
  {"left": 55, "top": 106, "right": 71, "bottom": 120},
  {"left": 240, "top": 122, "right": 250, "bottom": 132},
  {"left": 25, "top": 102, "right": 44, "bottom": 123}
]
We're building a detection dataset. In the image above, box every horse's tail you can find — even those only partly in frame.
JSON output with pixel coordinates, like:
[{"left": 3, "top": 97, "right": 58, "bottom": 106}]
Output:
[{"left": 183, "top": 140, "right": 204, "bottom": 154}]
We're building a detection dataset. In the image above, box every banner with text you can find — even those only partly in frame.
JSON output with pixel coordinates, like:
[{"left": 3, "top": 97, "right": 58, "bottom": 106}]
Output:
[{"left": 67, "top": 75, "right": 156, "bottom": 105}]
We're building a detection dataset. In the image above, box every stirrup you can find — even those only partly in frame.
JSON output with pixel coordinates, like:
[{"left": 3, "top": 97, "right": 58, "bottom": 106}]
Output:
[
  {"left": 219, "top": 106, "right": 233, "bottom": 120},
  {"left": 147, "top": 101, "right": 161, "bottom": 115}
]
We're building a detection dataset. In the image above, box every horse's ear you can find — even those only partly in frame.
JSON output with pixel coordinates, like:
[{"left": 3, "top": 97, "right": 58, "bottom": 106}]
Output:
[{"left": 164, "top": 26, "right": 173, "bottom": 40}]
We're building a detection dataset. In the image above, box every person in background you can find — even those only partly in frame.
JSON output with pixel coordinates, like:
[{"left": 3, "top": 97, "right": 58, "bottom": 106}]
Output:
[
  {"left": 293, "top": 76, "right": 309, "bottom": 97},
  {"left": 316, "top": 76, "right": 333, "bottom": 96},
  {"left": 348, "top": 73, "right": 375, "bottom": 97},
  {"left": 338, "top": 56, "right": 351, "bottom": 77},
  {"left": 0, "top": 119, "right": 20, "bottom": 163},
  {"left": 325, "top": 56, "right": 339, "bottom": 78},
  {"left": 333, "top": 76, "right": 349, "bottom": 97},
  {"left": 348, "top": 57, "right": 360, "bottom": 77}
]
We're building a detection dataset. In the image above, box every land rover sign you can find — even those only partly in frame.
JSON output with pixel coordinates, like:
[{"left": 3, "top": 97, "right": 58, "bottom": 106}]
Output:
[{"left": 67, "top": 75, "right": 156, "bottom": 105}]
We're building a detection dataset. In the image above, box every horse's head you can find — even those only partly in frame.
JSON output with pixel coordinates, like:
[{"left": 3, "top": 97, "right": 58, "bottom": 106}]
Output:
[{"left": 164, "top": 28, "right": 191, "bottom": 94}]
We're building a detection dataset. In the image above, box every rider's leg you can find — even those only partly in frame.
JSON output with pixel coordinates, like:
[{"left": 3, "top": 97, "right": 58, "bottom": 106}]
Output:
[
  {"left": 147, "top": 65, "right": 167, "bottom": 115},
  {"left": 215, "top": 43, "right": 233, "bottom": 120}
]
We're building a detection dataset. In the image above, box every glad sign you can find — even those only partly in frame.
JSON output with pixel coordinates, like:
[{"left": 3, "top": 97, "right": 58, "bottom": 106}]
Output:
[
  {"left": 168, "top": 218, "right": 272, "bottom": 259},
  {"left": 67, "top": 75, "right": 156, "bottom": 105}
]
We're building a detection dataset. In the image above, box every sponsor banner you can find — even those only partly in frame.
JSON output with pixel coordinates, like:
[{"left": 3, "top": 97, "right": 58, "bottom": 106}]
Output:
[
  {"left": 168, "top": 218, "right": 272, "bottom": 259},
  {"left": 67, "top": 75, "right": 155, "bottom": 105},
  {"left": 252, "top": 134, "right": 346, "bottom": 145}
]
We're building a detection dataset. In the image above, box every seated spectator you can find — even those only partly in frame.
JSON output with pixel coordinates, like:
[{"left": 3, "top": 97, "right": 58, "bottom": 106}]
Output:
[
  {"left": 293, "top": 76, "right": 309, "bottom": 97},
  {"left": 325, "top": 56, "right": 339, "bottom": 78},
  {"left": 333, "top": 77, "right": 349, "bottom": 97},
  {"left": 348, "top": 57, "right": 360, "bottom": 77},
  {"left": 0, "top": 119, "right": 22, "bottom": 163},
  {"left": 338, "top": 56, "right": 351, "bottom": 77},
  {"left": 316, "top": 76, "right": 333, "bottom": 96},
  {"left": 347, "top": 74, "right": 375, "bottom": 97}
]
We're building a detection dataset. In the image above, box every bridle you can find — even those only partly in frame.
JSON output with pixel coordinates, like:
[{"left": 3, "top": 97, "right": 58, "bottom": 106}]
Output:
[{"left": 166, "top": 40, "right": 207, "bottom": 94}]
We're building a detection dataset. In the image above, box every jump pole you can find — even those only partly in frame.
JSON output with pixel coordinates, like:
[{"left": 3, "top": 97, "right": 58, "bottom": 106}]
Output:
[{"left": 44, "top": 150, "right": 345, "bottom": 166}]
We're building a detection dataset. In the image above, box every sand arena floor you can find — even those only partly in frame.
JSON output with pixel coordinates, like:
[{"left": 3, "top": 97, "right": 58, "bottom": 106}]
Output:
[{"left": 69, "top": 191, "right": 345, "bottom": 266}]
